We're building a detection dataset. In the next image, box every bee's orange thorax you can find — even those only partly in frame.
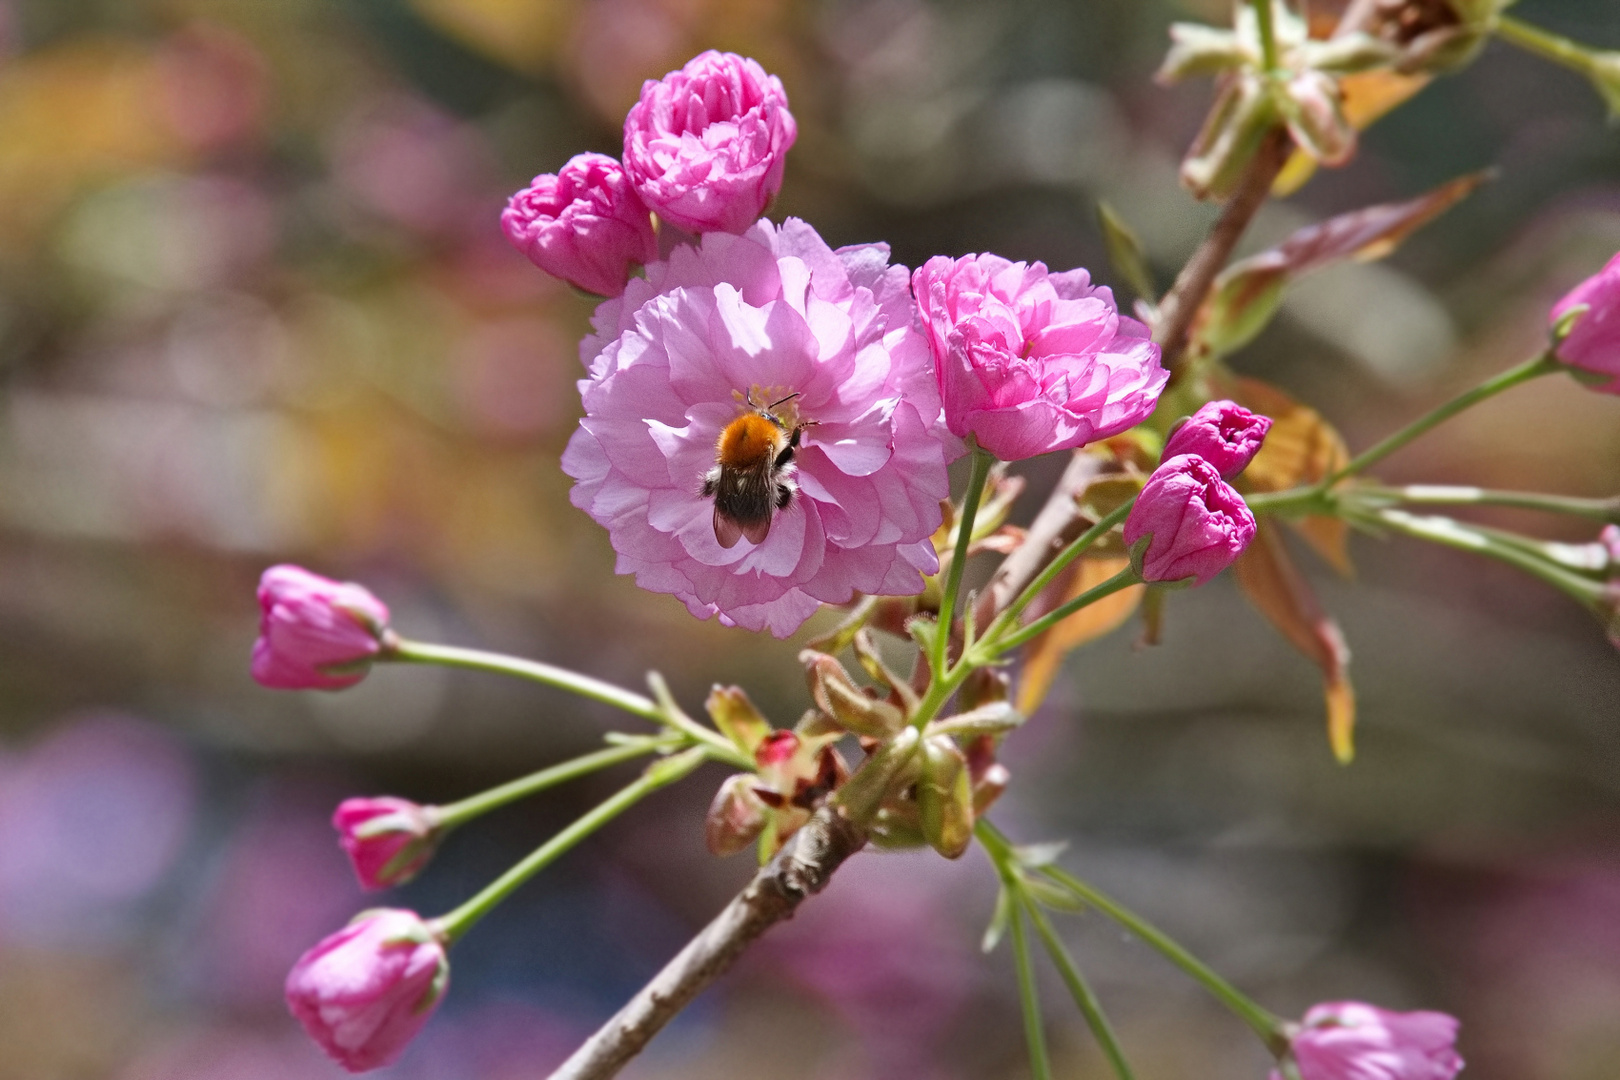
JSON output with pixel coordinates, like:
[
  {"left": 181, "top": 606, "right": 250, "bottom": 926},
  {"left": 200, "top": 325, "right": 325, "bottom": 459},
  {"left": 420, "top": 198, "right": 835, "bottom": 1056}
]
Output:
[{"left": 716, "top": 413, "right": 784, "bottom": 468}]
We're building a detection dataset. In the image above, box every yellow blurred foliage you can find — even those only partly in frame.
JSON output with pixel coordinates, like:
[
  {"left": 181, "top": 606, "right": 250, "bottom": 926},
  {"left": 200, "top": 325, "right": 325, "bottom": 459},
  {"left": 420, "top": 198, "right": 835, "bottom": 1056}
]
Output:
[{"left": 409, "top": 0, "right": 581, "bottom": 73}]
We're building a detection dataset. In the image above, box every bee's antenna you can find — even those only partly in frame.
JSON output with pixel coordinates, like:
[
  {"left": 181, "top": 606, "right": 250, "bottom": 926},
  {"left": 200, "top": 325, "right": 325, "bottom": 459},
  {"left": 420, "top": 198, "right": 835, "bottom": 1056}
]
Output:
[{"left": 766, "top": 392, "right": 801, "bottom": 410}]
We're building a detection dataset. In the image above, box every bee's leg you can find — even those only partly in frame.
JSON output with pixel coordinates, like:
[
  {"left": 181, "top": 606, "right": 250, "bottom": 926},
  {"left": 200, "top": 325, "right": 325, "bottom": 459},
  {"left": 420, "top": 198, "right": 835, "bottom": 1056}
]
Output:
[
  {"left": 773, "top": 427, "right": 801, "bottom": 470},
  {"left": 701, "top": 465, "right": 721, "bottom": 498}
]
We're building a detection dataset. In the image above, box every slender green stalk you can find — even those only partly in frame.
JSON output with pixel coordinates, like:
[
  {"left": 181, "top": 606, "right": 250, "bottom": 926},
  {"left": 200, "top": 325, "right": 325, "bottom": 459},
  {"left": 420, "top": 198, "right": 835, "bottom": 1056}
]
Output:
[
  {"left": 1035, "top": 860, "right": 1288, "bottom": 1050},
  {"left": 1009, "top": 900, "right": 1054, "bottom": 1080},
  {"left": 986, "top": 499, "right": 1136, "bottom": 647},
  {"left": 1368, "top": 509, "right": 1607, "bottom": 604},
  {"left": 908, "top": 655, "right": 979, "bottom": 729},
  {"left": 433, "top": 748, "right": 708, "bottom": 942},
  {"left": 1250, "top": 0, "right": 1281, "bottom": 73},
  {"left": 435, "top": 739, "right": 673, "bottom": 829},
  {"left": 1495, "top": 14, "right": 1602, "bottom": 75},
  {"left": 1323, "top": 353, "right": 1558, "bottom": 488},
  {"left": 937, "top": 448, "right": 995, "bottom": 676},
  {"left": 644, "top": 672, "right": 753, "bottom": 768},
  {"left": 987, "top": 567, "right": 1141, "bottom": 657},
  {"left": 1374, "top": 484, "right": 1620, "bottom": 523},
  {"left": 1025, "top": 899, "right": 1137, "bottom": 1080},
  {"left": 389, "top": 639, "right": 662, "bottom": 722}
]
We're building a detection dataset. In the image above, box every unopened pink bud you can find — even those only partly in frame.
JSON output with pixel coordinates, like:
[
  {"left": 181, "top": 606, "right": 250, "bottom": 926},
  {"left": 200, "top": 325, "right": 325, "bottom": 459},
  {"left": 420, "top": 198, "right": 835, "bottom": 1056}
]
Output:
[
  {"left": 285, "top": 908, "right": 449, "bottom": 1072},
  {"left": 1272, "top": 1001, "right": 1463, "bottom": 1080},
  {"left": 334, "top": 797, "right": 442, "bottom": 891},
  {"left": 501, "top": 152, "right": 657, "bottom": 297},
  {"left": 252, "top": 565, "right": 390, "bottom": 691},
  {"left": 1550, "top": 250, "right": 1620, "bottom": 394},
  {"left": 705, "top": 774, "right": 768, "bottom": 856},
  {"left": 1162, "top": 400, "right": 1272, "bottom": 478},
  {"left": 1123, "top": 454, "right": 1256, "bottom": 585},
  {"left": 622, "top": 51, "right": 797, "bottom": 235}
]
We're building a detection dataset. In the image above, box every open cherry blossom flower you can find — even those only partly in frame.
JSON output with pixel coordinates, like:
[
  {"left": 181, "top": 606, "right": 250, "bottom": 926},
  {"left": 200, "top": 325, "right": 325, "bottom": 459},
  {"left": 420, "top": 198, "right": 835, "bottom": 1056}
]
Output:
[{"left": 562, "top": 218, "right": 956, "bottom": 637}]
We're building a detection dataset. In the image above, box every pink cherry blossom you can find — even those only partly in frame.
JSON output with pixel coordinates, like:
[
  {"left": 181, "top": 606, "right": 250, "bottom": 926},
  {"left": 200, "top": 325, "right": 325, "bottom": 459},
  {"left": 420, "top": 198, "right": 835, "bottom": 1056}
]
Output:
[
  {"left": 561, "top": 217, "right": 955, "bottom": 637},
  {"left": 1550, "top": 250, "right": 1620, "bottom": 393},
  {"left": 285, "top": 908, "right": 448, "bottom": 1072},
  {"left": 912, "top": 253, "right": 1167, "bottom": 460},
  {"left": 333, "top": 797, "right": 442, "bottom": 891},
  {"left": 1123, "top": 454, "right": 1255, "bottom": 584},
  {"left": 622, "top": 50, "right": 797, "bottom": 235},
  {"left": 1273, "top": 1001, "right": 1464, "bottom": 1080},
  {"left": 501, "top": 152, "right": 657, "bottom": 297},
  {"left": 251, "top": 566, "right": 390, "bottom": 691},
  {"left": 1162, "top": 399, "right": 1272, "bottom": 478}
]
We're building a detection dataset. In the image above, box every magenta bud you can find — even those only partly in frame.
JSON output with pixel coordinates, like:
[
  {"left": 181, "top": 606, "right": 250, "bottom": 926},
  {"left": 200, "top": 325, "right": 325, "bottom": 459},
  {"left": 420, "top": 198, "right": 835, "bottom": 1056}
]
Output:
[
  {"left": 252, "top": 565, "right": 391, "bottom": 691},
  {"left": 501, "top": 152, "right": 658, "bottom": 297},
  {"left": 285, "top": 908, "right": 449, "bottom": 1072},
  {"left": 334, "top": 797, "right": 442, "bottom": 891},
  {"left": 705, "top": 774, "right": 769, "bottom": 857},
  {"left": 1550, "top": 250, "right": 1620, "bottom": 394},
  {"left": 1162, "top": 400, "right": 1273, "bottom": 478},
  {"left": 622, "top": 50, "right": 796, "bottom": 235},
  {"left": 1124, "top": 454, "right": 1257, "bottom": 585},
  {"left": 1273, "top": 1001, "right": 1463, "bottom": 1080}
]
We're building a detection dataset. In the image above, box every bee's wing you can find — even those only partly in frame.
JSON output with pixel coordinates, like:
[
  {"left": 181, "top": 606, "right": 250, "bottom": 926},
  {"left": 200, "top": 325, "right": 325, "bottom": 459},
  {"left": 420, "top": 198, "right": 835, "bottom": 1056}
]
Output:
[
  {"left": 740, "top": 515, "right": 772, "bottom": 546},
  {"left": 713, "top": 505, "right": 745, "bottom": 549}
]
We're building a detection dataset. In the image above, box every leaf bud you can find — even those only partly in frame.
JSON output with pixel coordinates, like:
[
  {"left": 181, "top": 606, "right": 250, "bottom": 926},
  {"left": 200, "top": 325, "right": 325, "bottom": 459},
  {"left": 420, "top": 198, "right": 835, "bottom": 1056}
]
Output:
[
  {"left": 706, "top": 685, "right": 771, "bottom": 756},
  {"left": 801, "top": 649, "right": 906, "bottom": 738},
  {"left": 918, "top": 735, "right": 975, "bottom": 859},
  {"left": 833, "top": 727, "right": 921, "bottom": 824},
  {"left": 705, "top": 774, "right": 769, "bottom": 857},
  {"left": 1181, "top": 74, "right": 1278, "bottom": 202},
  {"left": 1277, "top": 71, "right": 1356, "bottom": 167}
]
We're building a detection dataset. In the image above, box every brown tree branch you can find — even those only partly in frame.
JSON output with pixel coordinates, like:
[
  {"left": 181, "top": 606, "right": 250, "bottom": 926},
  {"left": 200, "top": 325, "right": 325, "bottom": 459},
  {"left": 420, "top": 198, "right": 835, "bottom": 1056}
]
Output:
[
  {"left": 1154, "top": 127, "right": 1293, "bottom": 374},
  {"left": 547, "top": 806, "right": 867, "bottom": 1080}
]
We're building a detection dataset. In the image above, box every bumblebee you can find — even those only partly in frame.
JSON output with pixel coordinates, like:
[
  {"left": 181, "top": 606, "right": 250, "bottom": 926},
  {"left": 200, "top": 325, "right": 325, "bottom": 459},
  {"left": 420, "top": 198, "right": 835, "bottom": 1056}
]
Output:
[{"left": 701, "top": 392, "right": 809, "bottom": 548}]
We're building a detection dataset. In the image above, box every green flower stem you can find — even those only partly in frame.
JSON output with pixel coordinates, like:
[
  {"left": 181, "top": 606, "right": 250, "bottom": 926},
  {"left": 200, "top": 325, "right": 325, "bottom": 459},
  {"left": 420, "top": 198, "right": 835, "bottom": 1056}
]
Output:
[
  {"left": 1323, "top": 352, "right": 1559, "bottom": 489},
  {"left": 986, "top": 567, "right": 1141, "bottom": 657},
  {"left": 1368, "top": 508, "right": 1607, "bottom": 604},
  {"left": 977, "top": 821, "right": 1286, "bottom": 1052},
  {"left": 908, "top": 653, "right": 980, "bottom": 729},
  {"left": 1009, "top": 900, "right": 1054, "bottom": 1080},
  {"left": 644, "top": 672, "right": 754, "bottom": 768},
  {"left": 1251, "top": 0, "right": 1282, "bottom": 73},
  {"left": 1373, "top": 484, "right": 1620, "bottom": 523},
  {"left": 388, "top": 639, "right": 663, "bottom": 723},
  {"left": 1039, "top": 863, "right": 1286, "bottom": 1050},
  {"left": 986, "top": 499, "right": 1137, "bottom": 648},
  {"left": 433, "top": 747, "right": 708, "bottom": 943},
  {"left": 1024, "top": 898, "right": 1137, "bottom": 1080},
  {"left": 434, "top": 738, "right": 676, "bottom": 830},
  {"left": 1495, "top": 14, "right": 1603, "bottom": 76},
  {"left": 936, "top": 447, "right": 995, "bottom": 676}
]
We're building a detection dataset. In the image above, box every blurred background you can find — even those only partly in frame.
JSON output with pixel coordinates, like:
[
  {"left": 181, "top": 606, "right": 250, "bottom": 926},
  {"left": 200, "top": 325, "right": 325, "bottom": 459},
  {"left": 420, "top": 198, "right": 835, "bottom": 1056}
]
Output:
[{"left": 0, "top": 0, "right": 1617, "bottom": 1077}]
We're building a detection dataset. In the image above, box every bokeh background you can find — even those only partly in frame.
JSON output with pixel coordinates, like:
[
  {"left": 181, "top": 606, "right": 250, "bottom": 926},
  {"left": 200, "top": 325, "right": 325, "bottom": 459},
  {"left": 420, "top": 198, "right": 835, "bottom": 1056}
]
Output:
[{"left": 0, "top": 0, "right": 1617, "bottom": 1077}]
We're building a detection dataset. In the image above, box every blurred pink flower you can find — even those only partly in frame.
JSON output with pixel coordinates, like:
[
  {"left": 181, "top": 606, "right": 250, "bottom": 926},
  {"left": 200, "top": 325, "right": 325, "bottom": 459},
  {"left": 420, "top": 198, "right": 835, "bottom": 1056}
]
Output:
[
  {"left": 286, "top": 908, "right": 448, "bottom": 1073},
  {"left": 562, "top": 218, "right": 954, "bottom": 637},
  {"left": 912, "top": 254, "right": 1166, "bottom": 460},
  {"left": 1274, "top": 1002, "right": 1463, "bottom": 1080},
  {"left": 334, "top": 797, "right": 442, "bottom": 891},
  {"left": 1162, "top": 399, "right": 1271, "bottom": 478},
  {"left": 1123, "top": 454, "right": 1255, "bottom": 584},
  {"left": 332, "top": 95, "right": 496, "bottom": 240},
  {"left": 1602, "top": 524, "right": 1620, "bottom": 568},
  {"left": 1550, "top": 250, "right": 1620, "bottom": 393},
  {"left": 0, "top": 714, "right": 194, "bottom": 944},
  {"left": 252, "top": 565, "right": 390, "bottom": 690},
  {"left": 502, "top": 153, "right": 658, "bottom": 297},
  {"left": 622, "top": 50, "right": 797, "bottom": 234}
]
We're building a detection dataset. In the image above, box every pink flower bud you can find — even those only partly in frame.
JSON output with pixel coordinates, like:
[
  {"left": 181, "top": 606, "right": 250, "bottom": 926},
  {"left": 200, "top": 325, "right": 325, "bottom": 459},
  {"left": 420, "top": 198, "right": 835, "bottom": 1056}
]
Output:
[
  {"left": 333, "top": 797, "right": 442, "bottom": 891},
  {"left": 1550, "top": 250, "right": 1620, "bottom": 393},
  {"left": 622, "top": 50, "right": 797, "bottom": 235},
  {"left": 704, "top": 774, "right": 768, "bottom": 857},
  {"left": 1123, "top": 454, "right": 1256, "bottom": 584},
  {"left": 1602, "top": 524, "right": 1620, "bottom": 570},
  {"left": 501, "top": 152, "right": 657, "bottom": 297},
  {"left": 1272, "top": 1001, "right": 1463, "bottom": 1080},
  {"left": 285, "top": 908, "right": 449, "bottom": 1072},
  {"left": 913, "top": 253, "right": 1167, "bottom": 461},
  {"left": 251, "top": 565, "right": 390, "bottom": 691},
  {"left": 1280, "top": 70, "right": 1356, "bottom": 167},
  {"left": 1162, "top": 399, "right": 1273, "bottom": 478}
]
